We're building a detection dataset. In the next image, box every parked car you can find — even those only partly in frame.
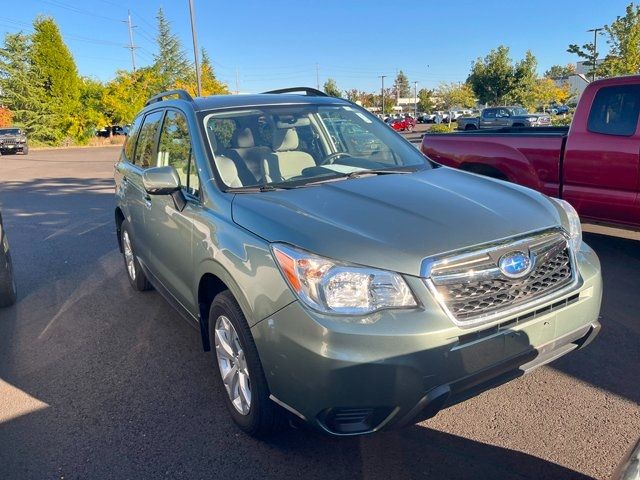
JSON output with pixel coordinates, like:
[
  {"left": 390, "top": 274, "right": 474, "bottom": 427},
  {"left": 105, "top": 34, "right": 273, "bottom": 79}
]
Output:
[
  {"left": 403, "top": 114, "right": 417, "bottom": 128},
  {"left": 0, "top": 127, "right": 28, "bottom": 155},
  {"left": 421, "top": 75, "right": 640, "bottom": 230},
  {"left": 0, "top": 211, "right": 17, "bottom": 307},
  {"left": 417, "top": 113, "right": 435, "bottom": 123},
  {"left": 115, "top": 86, "right": 601, "bottom": 438},
  {"left": 96, "top": 125, "right": 126, "bottom": 138},
  {"left": 387, "top": 117, "right": 413, "bottom": 131},
  {"left": 456, "top": 107, "right": 551, "bottom": 130}
]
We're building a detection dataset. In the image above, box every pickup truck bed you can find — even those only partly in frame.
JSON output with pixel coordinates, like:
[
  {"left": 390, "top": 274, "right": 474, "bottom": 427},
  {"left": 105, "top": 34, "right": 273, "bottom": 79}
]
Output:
[
  {"left": 422, "top": 127, "right": 569, "bottom": 197},
  {"left": 422, "top": 76, "right": 640, "bottom": 231}
]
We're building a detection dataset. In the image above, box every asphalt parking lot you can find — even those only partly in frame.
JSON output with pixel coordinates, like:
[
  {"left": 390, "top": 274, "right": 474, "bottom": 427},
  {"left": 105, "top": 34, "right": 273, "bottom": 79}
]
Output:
[{"left": 0, "top": 146, "right": 638, "bottom": 480}]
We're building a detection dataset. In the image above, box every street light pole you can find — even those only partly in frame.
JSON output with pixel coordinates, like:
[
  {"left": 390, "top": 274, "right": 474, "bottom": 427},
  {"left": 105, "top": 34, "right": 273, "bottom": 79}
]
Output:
[
  {"left": 587, "top": 27, "right": 604, "bottom": 82},
  {"left": 379, "top": 75, "right": 386, "bottom": 117},
  {"left": 188, "top": 0, "right": 202, "bottom": 96},
  {"left": 413, "top": 81, "right": 418, "bottom": 119}
]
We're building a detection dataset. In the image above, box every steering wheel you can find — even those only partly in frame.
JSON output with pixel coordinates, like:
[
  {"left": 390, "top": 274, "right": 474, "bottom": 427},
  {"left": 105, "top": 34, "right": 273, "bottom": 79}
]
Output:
[{"left": 320, "top": 152, "right": 353, "bottom": 166}]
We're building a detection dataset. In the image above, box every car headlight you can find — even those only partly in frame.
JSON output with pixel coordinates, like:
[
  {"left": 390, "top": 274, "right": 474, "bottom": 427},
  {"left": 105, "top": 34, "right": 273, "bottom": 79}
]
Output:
[
  {"left": 271, "top": 243, "right": 417, "bottom": 315},
  {"left": 551, "top": 198, "right": 582, "bottom": 252},
  {"left": 527, "top": 117, "right": 538, "bottom": 122}
]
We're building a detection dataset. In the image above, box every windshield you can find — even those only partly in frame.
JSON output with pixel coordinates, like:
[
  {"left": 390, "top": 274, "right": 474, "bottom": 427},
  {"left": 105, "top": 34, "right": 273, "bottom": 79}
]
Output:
[
  {"left": 203, "top": 104, "right": 430, "bottom": 189},
  {"left": 0, "top": 129, "right": 20, "bottom": 135}
]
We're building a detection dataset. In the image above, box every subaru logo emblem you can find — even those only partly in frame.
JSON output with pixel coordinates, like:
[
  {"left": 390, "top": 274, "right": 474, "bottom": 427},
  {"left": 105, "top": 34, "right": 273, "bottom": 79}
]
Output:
[{"left": 498, "top": 251, "right": 532, "bottom": 279}]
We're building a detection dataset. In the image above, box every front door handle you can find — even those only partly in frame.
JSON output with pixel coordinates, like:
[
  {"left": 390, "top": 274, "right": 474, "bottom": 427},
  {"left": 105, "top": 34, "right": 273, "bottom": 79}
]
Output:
[{"left": 144, "top": 194, "right": 152, "bottom": 209}]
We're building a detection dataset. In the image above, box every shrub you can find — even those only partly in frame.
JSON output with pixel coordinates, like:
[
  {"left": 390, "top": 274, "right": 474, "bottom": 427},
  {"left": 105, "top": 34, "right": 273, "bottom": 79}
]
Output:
[{"left": 429, "top": 123, "right": 456, "bottom": 133}]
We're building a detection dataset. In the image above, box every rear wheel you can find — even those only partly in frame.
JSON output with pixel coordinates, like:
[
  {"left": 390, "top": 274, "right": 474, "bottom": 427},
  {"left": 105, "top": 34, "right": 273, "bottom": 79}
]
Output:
[
  {"left": 209, "top": 290, "right": 284, "bottom": 437},
  {"left": 120, "top": 220, "right": 152, "bottom": 291},
  {"left": 465, "top": 124, "right": 478, "bottom": 131}
]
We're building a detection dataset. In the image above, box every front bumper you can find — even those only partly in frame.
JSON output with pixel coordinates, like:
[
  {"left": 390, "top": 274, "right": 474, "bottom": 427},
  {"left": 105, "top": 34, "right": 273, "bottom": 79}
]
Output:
[{"left": 251, "top": 243, "right": 602, "bottom": 435}]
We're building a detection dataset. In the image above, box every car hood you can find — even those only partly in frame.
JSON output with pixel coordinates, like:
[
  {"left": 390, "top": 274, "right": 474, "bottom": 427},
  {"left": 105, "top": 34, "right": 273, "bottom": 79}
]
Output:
[{"left": 231, "top": 168, "right": 563, "bottom": 277}]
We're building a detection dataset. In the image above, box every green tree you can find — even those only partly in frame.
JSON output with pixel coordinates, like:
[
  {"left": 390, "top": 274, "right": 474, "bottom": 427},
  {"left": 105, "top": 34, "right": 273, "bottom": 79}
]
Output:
[
  {"left": 544, "top": 64, "right": 576, "bottom": 78},
  {"left": 176, "top": 49, "right": 228, "bottom": 96},
  {"left": 599, "top": 2, "right": 640, "bottom": 76},
  {"left": 373, "top": 88, "right": 396, "bottom": 115},
  {"left": 29, "top": 17, "right": 82, "bottom": 144},
  {"left": 153, "top": 8, "right": 191, "bottom": 92},
  {"left": 467, "top": 45, "right": 514, "bottom": 105},
  {"left": 344, "top": 88, "right": 360, "bottom": 102},
  {"left": 323, "top": 78, "right": 341, "bottom": 97},
  {"left": 0, "top": 32, "right": 46, "bottom": 136},
  {"left": 103, "top": 67, "right": 158, "bottom": 126},
  {"left": 509, "top": 50, "right": 539, "bottom": 107},
  {"left": 68, "top": 77, "right": 107, "bottom": 140},
  {"left": 417, "top": 88, "right": 434, "bottom": 112},
  {"left": 567, "top": 40, "right": 599, "bottom": 79},
  {"left": 393, "top": 70, "right": 410, "bottom": 98},
  {"left": 436, "top": 83, "right": 476, "bottom": 109}
]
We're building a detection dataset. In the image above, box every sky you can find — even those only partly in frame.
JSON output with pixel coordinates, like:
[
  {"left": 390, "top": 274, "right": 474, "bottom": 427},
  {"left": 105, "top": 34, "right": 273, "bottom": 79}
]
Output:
[{"left": 0, "top": 0, "right": 634, "bottom": 93}]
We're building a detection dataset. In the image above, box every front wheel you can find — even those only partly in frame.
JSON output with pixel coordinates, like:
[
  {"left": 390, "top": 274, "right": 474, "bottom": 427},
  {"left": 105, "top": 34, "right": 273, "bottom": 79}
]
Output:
[
  {"left": 210, "top": 290, "right": 284, "bottom": 437},
  {"left": 21, "top": 145, "right": 28, "bottom": 155}
]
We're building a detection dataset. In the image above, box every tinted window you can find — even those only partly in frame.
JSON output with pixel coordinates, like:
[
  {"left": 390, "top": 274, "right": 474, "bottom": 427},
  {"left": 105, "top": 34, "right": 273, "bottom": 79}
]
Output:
[
  {"left": 157, "top": 110, "right": 199, "bottom": 196},
  {"left": 588, "top": 85, "right": 640, "bottom": 136},
  {"left": 133, "top": 110, "right": 164, "bottom": 167},
  {"left": 123, "top": 115, "right": 143, "bottom": 161},
  {"left": 483, "top": 109, "right": 497, "bottom": 119}
]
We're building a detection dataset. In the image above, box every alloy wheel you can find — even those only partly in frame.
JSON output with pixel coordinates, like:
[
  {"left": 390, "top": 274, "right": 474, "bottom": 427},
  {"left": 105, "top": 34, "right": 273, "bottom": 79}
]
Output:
[
  {"left": 122, "top": 230, "right": 136, "bottom": 281},
  {"left": 214, "top": 315, "right": 252, "bottom": 415}
]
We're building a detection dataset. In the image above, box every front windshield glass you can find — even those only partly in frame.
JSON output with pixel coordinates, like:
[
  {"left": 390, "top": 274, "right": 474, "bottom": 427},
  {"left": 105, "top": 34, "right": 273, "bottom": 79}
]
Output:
[
  {"left": 0, "top": 129, "right": 20, "bottom": 135},
  {"left": 203, "top": 104, "right": 430, "bottom": 189}
]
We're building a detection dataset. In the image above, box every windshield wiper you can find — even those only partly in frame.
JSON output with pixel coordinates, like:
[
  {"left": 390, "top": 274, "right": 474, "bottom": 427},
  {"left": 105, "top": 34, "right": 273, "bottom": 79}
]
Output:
[{"left": 345, "top": 169, "right": 413, "bottom": 178}]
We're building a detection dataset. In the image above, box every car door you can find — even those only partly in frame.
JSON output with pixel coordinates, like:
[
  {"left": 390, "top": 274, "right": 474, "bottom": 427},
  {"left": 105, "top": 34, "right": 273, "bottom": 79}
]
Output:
[
  {"left": 480, "top": 108, "right": 498, "bottom": 128},
  {"left": 563, "top": 83, "right": 640, "bottom": 227},
  {"left": 496, "top": 108, "right": 512, "bottom": 127},
  {"left": 117, "top": 110, "right": 164, "bottom": 263},
  {"left": 143, "top": 109, "right": 200, "bottom": 314}
]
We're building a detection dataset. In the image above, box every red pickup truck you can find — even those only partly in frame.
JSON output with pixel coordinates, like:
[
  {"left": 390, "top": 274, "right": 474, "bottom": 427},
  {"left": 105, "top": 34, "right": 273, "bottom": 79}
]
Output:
[{"left": 421, "top": 75, "right": 640, "bottom": 230}]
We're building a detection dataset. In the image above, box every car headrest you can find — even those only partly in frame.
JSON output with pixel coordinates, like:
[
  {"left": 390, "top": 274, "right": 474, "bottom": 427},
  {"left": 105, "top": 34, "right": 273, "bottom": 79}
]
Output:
[
  {"left": 232, "top": 127, "right": 255, "bottom": 149},
  {"left": 272, "top": 128, "right": 299, "bottom": 152}
]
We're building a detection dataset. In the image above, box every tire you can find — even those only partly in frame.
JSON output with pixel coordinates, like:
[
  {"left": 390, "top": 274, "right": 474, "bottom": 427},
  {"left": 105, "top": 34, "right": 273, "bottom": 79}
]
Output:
[
  {"left": 0, "top": 248, "right": 17, "bottom": 308},
  {"left": 465, "top": 124, "right": 477, "bottom": 131},
  {"left": 21, "top": 145, "right": 28, "bottom": 155},
  {"left": 120, "top": 220, "right": 152, "bottom": 291},
  {"left": 209, "top": 290, "right": 284, "bottom": 437}
]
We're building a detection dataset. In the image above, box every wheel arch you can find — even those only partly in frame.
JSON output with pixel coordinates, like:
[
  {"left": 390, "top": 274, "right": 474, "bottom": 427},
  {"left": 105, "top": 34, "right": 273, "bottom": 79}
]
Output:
[{"left": 460, "top": 162, "right": 509, "bottom": 181}]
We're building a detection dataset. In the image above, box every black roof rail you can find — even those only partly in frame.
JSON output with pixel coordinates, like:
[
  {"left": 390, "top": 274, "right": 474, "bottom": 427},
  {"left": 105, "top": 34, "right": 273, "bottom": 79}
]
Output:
[
  {"left": 261, "top": 87, "right": 328, "bottom": 97},
  {"left": 145, "top": 89, "right": 194, "bottom": 106}
]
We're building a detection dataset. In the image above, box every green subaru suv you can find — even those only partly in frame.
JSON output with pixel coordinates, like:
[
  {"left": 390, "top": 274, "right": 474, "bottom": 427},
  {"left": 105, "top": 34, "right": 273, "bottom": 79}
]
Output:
[{"left": 114, "top": 88, "right": 602, "bottom": 437}]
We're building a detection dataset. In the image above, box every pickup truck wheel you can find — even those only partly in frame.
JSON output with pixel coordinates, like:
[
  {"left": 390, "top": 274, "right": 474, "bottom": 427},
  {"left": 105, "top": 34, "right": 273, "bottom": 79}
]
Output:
[
  {"left": 120, "top": 220, "right": 152, "bottom": 291},
  {"left": 21, "top": 145, "right": 28, "bottom": 155},
  {"left": 0, "top": 249, "right": 17, "bottom": 307},
  {"left": 209, "top": 290, "right": 284, "bottom": 438},
  {"left": 465, "top": 124, "right": 477, "bottom": 131}
]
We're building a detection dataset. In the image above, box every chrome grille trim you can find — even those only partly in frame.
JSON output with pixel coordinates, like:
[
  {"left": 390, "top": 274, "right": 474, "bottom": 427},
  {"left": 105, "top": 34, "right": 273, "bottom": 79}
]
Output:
[{"left": 421, "top": 229, "right": 581, "bottom": 328}]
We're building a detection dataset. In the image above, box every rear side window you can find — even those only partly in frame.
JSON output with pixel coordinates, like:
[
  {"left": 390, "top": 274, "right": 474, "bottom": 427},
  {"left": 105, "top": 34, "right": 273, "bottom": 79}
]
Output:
[
  {"left": 588, "top": 85, "right": 640, "bottom": 136},
  {"left": 133, "top": 110, "right": 164, "bottom": 167},
  {"left": 483, "top": 109, "right": 496, "bottom": 119},
  {"left": 123, "top": 115, "right": 143, "bottom": 161}
]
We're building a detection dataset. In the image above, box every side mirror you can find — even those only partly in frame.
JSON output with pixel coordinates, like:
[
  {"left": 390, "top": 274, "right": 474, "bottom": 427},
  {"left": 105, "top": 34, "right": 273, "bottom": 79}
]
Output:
[{"left": 142, "top": 166, "right": 181, "bottom": 195}]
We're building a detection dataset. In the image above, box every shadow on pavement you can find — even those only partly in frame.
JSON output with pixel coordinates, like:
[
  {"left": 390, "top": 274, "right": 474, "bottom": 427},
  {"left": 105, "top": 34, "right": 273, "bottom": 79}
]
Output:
[{"left": 550, "top": 232, "right": 640, "bottom": 404}]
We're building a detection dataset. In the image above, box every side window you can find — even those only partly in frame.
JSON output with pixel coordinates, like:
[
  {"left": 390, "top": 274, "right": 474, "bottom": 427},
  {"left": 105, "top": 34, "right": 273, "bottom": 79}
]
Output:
[
  {"left": 483, "top": 109, "right": 496, "bottom": 119},
  {"left": 587, "top": 85, "right": 640, "bottom": 136},
  {"left": 157, "top": 110, "right": 199, "bottom": 197},
  {"left": 123, "top": 115, "right": 143, "bottom": 161},
  {"left": 133, "top": 110, "right": 164, "bottom": 168}
]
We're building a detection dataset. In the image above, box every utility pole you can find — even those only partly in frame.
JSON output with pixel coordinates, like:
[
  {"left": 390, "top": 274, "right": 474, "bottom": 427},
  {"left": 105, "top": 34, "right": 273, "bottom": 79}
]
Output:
[
  {"left": 235, "top": 69, "right": 240, "bottom": 95},
  {"left": 379, "top": 75, "right": 386, "bottom": 117},
  {"left": 316, "top": 63, "right": 320, "bottom": 90},
  {"left": 123, "top": 10, "right": 137, "bottom": 72},
  {"left": 188, "top": 0, "right": 202, "bottom": 96},
  {"left": 587, "top": 27, "right": 604, "bottom": 82},
  {"left": 413, "top": 81, "right": 418, "bottom": 119}
]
